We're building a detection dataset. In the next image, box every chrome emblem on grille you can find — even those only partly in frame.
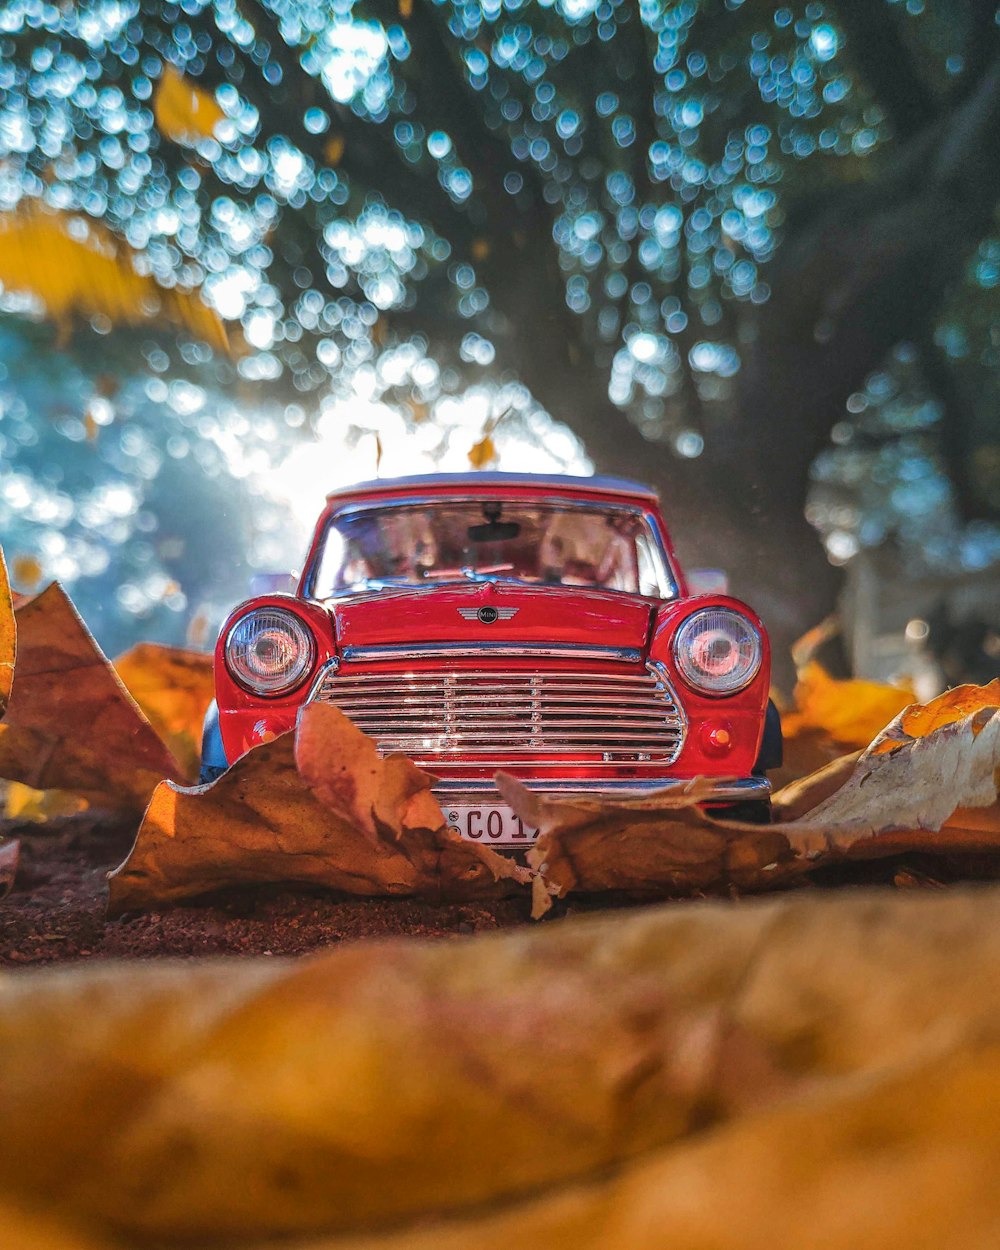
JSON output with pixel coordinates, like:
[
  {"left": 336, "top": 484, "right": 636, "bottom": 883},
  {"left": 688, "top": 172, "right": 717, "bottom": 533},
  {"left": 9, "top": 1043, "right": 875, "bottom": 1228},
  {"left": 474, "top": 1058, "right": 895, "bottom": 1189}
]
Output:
[{"left": 458, "top": 606, "right": 518, "bottom": 623}]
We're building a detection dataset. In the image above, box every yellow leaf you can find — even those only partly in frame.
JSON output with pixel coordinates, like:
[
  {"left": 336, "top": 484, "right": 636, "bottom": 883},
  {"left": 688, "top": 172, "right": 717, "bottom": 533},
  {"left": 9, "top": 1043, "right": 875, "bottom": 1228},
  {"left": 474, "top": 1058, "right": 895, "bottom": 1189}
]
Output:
[
  {"left": 399, "top": 0, "right": 413, "bottom": 16},
  {"left": 0, "top": 205, "right": 228, "bottom": 352},
  {"left": 468, "top": 406, "right": 512, "bottom": 469},
  {"left": 0, "top": 546, "right": 13, "bottom": 717},
  {"left": 374, "top": 432, "right": 384, "bottom": 474},
  {"left": 471, "top": 238, "right": 490, "bottom": 260},
  {"left": 83, "top": 412, "right": 99, "bottom": 443},
  {"left": 2, "top": 780, "right": 87, "bottom": 823},
  {"left": 782, "top": 660, "right": 913, "bottom": 749},
  {"left": 153, "top": 63, "right": 225, "bottom": 146},
  {"left": 324, "top": 135, "right": 346, "bottom": 165}
]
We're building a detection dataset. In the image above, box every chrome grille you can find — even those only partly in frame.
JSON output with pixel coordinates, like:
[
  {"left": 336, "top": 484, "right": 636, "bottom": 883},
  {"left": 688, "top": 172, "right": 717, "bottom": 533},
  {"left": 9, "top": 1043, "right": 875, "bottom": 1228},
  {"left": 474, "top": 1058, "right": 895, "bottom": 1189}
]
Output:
[{"left": 308, "top": 664, "right": 685, "bottom": 766}]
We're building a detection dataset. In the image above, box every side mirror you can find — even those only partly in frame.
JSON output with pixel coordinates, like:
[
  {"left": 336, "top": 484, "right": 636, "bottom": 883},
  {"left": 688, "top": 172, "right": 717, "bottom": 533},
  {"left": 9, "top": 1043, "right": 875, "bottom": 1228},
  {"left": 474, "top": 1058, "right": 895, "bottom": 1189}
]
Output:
[
  {"left": 687, "top": 568, "right": 729, "bottom": 596},
  {"left": 249, "top": 572, "right": 298, "bottom": 596}
]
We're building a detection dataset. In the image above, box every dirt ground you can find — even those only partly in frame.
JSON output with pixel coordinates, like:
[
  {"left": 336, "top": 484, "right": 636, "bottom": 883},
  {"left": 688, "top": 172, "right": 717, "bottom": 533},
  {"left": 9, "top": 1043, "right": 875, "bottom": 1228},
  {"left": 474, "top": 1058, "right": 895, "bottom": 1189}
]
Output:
[
  {"left": 6, "top": 810, "right": 1000, "bottom": 968},
  {"left": 0, "top": 811, "right": 535, "bottom": 966}
]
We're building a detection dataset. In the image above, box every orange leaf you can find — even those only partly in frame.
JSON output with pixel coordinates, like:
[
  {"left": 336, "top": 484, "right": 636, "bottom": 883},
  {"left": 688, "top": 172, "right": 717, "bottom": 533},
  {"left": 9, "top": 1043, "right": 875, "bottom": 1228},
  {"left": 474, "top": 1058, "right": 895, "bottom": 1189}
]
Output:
[
  {"left": 108, "top": 704, "right": 527, "bottom": 913},
  {"left": 11, "top": 555, "right": 42, "bottom": 593},
  {"left": 468, "top": 434, "right": 496, "bottom": 469},
  {"left": 0, "top": 584, "right": 186, "bottom": 811},
  {"left": 782, "top": 660, "right": 913, "bottom": 749},
  {"left": 113, "top": 643, "right": 215, "bottom": 783},
  {"left": 153, "top": 63, "right": 225, "bottom": 146},
  {"left": 870, "top": 679, "right": 1000, "bottom": 755},
  {"left": 324, "top": 135, "right": 346, "bottom": 165}
]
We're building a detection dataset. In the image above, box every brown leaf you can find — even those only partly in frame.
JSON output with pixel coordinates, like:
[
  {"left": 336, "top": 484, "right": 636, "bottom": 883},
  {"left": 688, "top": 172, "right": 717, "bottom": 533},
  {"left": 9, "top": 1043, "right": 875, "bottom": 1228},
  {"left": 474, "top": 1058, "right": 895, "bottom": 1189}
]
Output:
[
  {"left": 502, "top": 774, "right": 791, "bottom": 916},
  {"left": 771, "top": 749, "right": 862, "bottom": 821},
  {"left": 0, "top": 546, "right": 13, "bottom": 718},
  {"left": 505, "top": 683, "right": 1000, "bottom": 908},
  {"left": 779, "top": 690, "right": 1000, "bottom": 860},
  {"left": 113, "top": 643, "right": 214, "bottom": 783},
  {"left": 6, "top": 889, "right": 1000, "bottom": 1246},
  {"left": 0, "top": 584, "right": 186, "bottom": 811},
  {"left": 108, "top": 704, "right": 527, "bottom": 913}
]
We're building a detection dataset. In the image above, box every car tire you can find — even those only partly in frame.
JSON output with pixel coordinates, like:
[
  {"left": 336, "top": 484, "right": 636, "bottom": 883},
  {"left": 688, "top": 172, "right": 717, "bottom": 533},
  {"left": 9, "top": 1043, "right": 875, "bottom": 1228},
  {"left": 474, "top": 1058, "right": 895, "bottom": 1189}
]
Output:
[{"left": 198, "top": 699, "right": 229, "bottom": 786}]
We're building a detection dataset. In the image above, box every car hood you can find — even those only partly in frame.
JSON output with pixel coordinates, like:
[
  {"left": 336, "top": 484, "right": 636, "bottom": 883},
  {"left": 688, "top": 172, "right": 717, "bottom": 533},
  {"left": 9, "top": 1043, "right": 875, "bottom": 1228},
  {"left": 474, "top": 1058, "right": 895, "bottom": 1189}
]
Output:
[{"left": 327, "top": 582, "right": 657, "bottom": 656}]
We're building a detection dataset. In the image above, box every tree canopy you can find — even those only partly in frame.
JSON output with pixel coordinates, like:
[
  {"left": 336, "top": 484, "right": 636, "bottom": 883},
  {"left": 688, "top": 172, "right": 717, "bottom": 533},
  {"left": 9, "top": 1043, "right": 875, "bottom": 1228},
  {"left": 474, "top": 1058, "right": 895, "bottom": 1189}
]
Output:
[{"left": 0, "top": 0, "right": 997, "bottom": 666}]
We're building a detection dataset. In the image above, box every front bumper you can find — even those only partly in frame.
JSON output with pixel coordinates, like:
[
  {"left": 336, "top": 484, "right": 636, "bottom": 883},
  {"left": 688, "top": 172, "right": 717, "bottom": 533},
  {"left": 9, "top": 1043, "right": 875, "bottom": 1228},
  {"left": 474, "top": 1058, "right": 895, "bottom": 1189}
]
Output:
[{"left": 431, "top": 776, "right": 771, "bottom": 803}]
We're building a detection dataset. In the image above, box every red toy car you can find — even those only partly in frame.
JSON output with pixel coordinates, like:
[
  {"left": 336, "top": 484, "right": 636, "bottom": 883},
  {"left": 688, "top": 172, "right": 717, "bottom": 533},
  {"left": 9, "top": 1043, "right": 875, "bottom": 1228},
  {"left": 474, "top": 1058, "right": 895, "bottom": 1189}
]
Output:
[{"left": 202, "top": 473, "right": 781, "bottom": 842}]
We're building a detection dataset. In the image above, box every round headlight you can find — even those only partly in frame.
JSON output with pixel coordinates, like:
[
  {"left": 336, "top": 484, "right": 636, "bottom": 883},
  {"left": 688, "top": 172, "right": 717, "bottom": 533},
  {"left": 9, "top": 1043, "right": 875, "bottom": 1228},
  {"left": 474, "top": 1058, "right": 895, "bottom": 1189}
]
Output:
[
  {"left": 225, "top": 607, "right": 315, "bottom": 695},
  {"left": 673, "top": 607, "right": 762, "bottom": 695}
]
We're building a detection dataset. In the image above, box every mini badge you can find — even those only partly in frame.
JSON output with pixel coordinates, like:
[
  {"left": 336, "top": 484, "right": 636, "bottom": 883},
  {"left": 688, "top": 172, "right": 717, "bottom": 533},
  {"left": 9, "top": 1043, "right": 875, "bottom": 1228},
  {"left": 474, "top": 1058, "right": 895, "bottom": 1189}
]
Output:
[{"left": 458, "top": 606, "right": 519, "bottom": 623}]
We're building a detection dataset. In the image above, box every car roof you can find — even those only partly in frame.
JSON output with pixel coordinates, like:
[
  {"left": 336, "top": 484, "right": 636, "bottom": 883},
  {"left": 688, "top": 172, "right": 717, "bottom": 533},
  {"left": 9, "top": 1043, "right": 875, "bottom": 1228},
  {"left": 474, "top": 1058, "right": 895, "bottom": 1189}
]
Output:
[{"left": 325, "top": 471, "right": 658, "bottom": 503}]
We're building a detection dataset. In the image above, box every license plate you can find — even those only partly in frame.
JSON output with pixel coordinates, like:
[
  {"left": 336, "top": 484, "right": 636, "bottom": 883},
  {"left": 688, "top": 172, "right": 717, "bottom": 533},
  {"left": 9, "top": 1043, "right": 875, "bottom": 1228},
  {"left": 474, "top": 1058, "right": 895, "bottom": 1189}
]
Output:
[{"left": 441, "top": 802, "right": 539, "bottom": 846}]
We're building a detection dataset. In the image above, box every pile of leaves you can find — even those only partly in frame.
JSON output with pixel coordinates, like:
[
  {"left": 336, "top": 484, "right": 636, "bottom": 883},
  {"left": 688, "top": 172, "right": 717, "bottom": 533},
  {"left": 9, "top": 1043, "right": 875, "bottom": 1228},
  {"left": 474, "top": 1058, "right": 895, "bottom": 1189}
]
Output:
[
  {"left": 1, "top": 550, "right": 998, "bottom": 919},
  {"left": 7, "top": 889, "right": 1000, "bottom": 1249},
  {"left": 4, "top": 553, "right": 1000, "bottom": 1246}
]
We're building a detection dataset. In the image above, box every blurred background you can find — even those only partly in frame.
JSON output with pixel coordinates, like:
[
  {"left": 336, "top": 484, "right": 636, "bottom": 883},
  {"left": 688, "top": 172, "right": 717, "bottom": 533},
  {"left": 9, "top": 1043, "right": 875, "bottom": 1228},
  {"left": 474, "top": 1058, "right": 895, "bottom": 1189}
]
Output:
[{"left": 0, "top": 0, "right": 997, "bottom": 692}]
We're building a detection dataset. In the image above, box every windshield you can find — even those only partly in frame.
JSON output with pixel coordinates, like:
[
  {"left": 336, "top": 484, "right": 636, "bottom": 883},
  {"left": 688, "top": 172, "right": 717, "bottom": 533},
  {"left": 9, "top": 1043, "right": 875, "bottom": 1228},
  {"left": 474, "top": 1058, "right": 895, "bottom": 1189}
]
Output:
[{"left": 309, "top": 500, "right": 672, "bottom": 599}]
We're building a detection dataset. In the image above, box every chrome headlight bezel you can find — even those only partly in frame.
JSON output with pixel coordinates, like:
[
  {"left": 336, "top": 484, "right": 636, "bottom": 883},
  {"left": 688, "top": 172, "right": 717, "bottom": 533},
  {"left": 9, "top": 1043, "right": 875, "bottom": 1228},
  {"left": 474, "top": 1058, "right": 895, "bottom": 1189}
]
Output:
[
  {"left": 672, "top": 606, "right": 763, "bottom": 696},
  {"left": 224, "top": 606, "right": 316, "bottom": 696}
]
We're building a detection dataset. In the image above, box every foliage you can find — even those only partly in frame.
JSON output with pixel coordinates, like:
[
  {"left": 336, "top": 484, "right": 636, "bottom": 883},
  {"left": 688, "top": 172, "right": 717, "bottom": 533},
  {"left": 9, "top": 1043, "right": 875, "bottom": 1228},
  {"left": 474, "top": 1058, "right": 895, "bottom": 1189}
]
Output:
[
  {"left": 8, "top": 890, "right": 1000, "bottom": 1247},
  {"left": 0, "top": 0, "right": 996, "bottom": 659}
]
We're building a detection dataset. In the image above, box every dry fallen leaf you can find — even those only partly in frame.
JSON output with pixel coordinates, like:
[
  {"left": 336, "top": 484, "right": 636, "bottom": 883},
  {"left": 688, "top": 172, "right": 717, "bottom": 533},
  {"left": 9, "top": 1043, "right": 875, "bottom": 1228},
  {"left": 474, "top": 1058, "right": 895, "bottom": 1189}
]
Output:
[
  {"left": 506, "top": 682, "right": 1000, "bottom": 912},
  {"left": 113, "top": 643, "right": 214, "bottom": 783},
  {"left": 771, "top": 749, "right": 862, "bottom": 821},
  {"left": 0, "top": 546, "right": 13, "bottom": 718},
  {"left": 0, "top": 584, "right": 186, "bottom": 812},
  {"left": 108, "top": 703, "right": 527, "bottom": 913},
  {"left": 5, "top": 889, "right": 1000, "bottom": 1245},
  {"left": 871, "top": 678, "right": 1000, "bottom": 754},
  {"left": 317, "top": 1042, "right": 1000, "bottom": 1250}
]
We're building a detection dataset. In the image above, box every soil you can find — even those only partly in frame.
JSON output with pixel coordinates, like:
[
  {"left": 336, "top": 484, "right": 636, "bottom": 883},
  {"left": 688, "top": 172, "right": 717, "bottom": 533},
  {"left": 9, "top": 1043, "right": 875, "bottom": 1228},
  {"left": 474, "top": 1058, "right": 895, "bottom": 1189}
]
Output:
[
  {"left": 5, "top": 811, "right": 1000, "bottom": 968},
  {"left": 0, "top": 811, "right": 535, "bottom": 966}
]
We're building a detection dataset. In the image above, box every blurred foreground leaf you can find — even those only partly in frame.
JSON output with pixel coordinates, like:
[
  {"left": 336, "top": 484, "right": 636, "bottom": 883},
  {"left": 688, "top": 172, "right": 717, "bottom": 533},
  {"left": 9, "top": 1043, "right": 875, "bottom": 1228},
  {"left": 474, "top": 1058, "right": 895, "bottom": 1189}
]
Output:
[
  {"left": 0, "top": 205, "right": 227, "bottom": 350},
  {"left": 113, "top": 644, "right": 214, "bottom": 782},
  {"left": 507, "top": 683, "right": 1000, "bottom": 914},
  {"left": 5, "top": 890, "right": 1000, "bottom": 1246},
  {"left": 108, "top": 703, "right": 527, "bottom": 913},
  {"left": 0, "top": 585, "right": 186, "bottom": 812}
]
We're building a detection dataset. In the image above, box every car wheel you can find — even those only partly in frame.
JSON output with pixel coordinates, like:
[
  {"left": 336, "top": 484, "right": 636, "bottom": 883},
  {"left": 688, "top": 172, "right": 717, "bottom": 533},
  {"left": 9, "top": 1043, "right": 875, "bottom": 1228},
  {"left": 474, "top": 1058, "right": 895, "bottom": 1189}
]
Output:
[{"left": 199, "top": 699, "right": 229, "bottom": 786}]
